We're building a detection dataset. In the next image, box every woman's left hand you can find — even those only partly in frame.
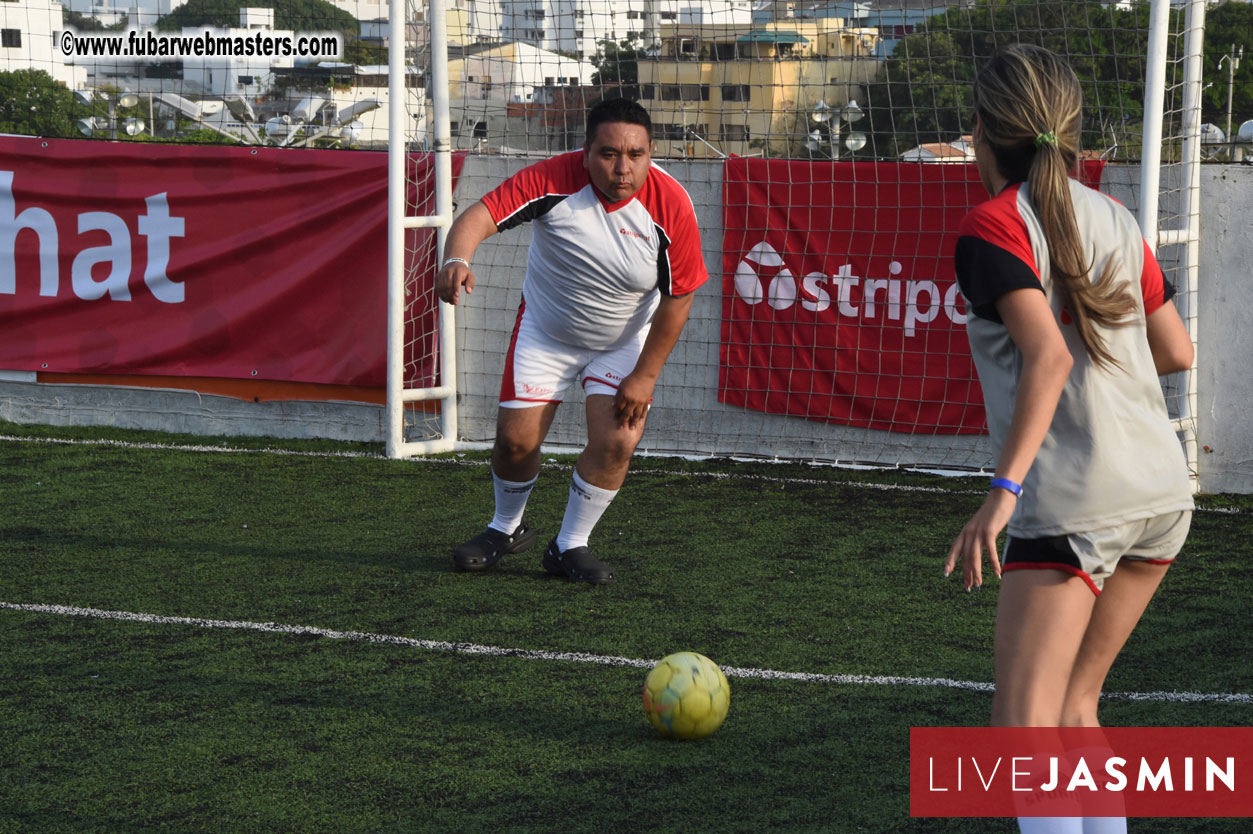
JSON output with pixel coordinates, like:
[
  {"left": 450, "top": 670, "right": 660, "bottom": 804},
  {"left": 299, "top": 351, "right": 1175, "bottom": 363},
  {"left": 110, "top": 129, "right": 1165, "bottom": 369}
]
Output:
[{"left": 945, "top": 489, "right": 1015, "bottom": 591}]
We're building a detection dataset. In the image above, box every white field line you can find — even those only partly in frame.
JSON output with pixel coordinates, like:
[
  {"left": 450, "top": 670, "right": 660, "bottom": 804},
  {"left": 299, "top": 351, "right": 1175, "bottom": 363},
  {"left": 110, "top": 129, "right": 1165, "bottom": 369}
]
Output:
[
  {"left": 2, "top": 602, "right": 1250, "bottom": 705},
  {"left": 1, "top": 434, "right": 1243, "bottom": 511}
]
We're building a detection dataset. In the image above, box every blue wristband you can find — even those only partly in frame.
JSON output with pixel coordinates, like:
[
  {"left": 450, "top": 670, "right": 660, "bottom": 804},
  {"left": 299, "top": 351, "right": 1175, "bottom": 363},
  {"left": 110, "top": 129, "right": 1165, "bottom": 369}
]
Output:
[{"left": 990, "top": 477, "right": 1023, "bottom": 497}]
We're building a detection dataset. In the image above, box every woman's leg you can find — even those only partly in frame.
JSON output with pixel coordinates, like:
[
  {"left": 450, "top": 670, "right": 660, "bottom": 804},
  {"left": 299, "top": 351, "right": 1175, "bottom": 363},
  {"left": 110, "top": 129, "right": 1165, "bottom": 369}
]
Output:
[
  {"left": 1060, "top": 559, "right": 1171, "bottom": 727},
  {"left": 992, "top": 570, "right": 1098, "bottom": 727}
]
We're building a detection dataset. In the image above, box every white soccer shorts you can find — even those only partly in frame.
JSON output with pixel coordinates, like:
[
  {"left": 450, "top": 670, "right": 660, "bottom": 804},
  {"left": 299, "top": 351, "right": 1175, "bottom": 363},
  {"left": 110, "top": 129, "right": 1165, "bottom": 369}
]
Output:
[{"left": 499, "top": 300, "right": 650, "bottom": 408}]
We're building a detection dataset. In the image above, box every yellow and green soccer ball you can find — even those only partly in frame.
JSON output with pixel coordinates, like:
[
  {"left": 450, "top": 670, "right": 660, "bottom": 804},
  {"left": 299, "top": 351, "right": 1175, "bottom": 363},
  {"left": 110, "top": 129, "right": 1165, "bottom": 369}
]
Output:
[{"left": 642, "top": 651, "right": 730, "bottom": 739}]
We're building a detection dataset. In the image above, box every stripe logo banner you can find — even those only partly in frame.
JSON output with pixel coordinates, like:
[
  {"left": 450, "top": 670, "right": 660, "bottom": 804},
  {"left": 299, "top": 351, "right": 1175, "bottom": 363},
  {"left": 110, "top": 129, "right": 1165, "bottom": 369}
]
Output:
[{"left": 718, "top": 158, "right": 1104, "bottom": 434}]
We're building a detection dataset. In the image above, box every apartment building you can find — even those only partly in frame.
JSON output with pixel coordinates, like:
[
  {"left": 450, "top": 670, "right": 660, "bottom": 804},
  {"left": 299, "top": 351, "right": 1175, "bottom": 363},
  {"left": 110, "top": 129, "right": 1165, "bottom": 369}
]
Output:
[
  {"left": 638, "top": 19, "right": 880, "bottom": 157},
  {"left": 2, "top": 0, "right": 85, "bottom": 88},
  {"left": 500, "top": 0, "right": 754, "bottom": 59}
]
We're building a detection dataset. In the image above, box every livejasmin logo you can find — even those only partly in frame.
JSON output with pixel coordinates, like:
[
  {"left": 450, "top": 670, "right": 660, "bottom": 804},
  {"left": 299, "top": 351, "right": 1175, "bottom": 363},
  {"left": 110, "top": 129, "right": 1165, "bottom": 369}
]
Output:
[
  {"left": 928, "top": 754, "right": 1236, "bottom": 794},
  {"left": 733, "top": 240, "right": 966, "bottom": 337},
  {"left": 1, "top": 170, "right": 186, "bottom": 303}
]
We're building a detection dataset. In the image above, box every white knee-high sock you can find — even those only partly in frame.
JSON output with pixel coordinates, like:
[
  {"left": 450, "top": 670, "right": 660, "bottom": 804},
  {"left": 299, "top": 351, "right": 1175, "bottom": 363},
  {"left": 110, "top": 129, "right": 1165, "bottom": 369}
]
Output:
[
  {"left": 489, "top": 471, "right": 537, "bottom": 534},
  {"left": 1072, "top": 745, "right": 1125, "bottom": 834},
  {"left": 556, "top": 468, "right": 618, "bottom": 552},
  {"left": 1017, "top": 818, "right": 1083, "bottom": 834}
]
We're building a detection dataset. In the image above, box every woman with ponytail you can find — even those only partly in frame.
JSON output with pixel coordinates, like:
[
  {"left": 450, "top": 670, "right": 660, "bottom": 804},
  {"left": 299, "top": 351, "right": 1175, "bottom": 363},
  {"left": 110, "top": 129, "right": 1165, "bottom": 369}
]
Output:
[{"left": 944, "top": 44, "right": 1196, "bottom": 834}]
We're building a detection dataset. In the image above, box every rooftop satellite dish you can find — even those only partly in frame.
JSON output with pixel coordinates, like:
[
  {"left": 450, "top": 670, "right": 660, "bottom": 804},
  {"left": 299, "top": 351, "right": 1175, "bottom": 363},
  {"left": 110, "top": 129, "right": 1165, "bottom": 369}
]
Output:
[
  {"left": 342, "top": 120, "right": 364, "bottom": 144},
  {"left": 264, "top": 115, "right": 293, "bottom": 137},
  {"left": 1199, "top": 123, "right": 1225, "bottom": 144},
  {"left": 1237, "top": 119, "right": 1253, "bottom": 144}
]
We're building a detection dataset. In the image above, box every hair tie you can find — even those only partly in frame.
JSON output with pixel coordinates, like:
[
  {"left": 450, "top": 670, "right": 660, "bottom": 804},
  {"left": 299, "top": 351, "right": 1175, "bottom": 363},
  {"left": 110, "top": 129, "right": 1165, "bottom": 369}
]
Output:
[{"left": 1034, "top": 131, "right": 1058, "bottom": 148}]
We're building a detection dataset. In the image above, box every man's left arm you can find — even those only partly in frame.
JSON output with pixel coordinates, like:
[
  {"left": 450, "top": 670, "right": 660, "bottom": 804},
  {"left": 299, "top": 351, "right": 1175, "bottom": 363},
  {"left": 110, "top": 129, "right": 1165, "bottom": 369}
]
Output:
[{"left": 614, "top": 292, "right": 695, "bottom": 429}]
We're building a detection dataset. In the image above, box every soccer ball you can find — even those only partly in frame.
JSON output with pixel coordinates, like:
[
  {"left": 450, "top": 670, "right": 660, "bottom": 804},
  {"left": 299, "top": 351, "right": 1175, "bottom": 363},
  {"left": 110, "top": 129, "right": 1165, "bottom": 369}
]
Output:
[{"left": 642, "top": 651, "right": 730, "bottom": 739}]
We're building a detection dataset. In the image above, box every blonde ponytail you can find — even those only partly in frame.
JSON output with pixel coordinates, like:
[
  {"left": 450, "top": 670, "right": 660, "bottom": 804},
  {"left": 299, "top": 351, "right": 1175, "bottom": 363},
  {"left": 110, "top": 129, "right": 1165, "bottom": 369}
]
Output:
[{"left": 974, "top": 44, "right": 1136, "bottom": 370}]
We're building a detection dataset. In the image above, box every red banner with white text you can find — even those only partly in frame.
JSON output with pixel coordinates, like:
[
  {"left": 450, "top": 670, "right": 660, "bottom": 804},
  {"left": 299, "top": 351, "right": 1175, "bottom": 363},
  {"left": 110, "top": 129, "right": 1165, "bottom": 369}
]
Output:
[
  {"left": 719, "top": 158, "right": 1104, "bottom": 434},
  {"left": 0, "top": 137, "right": 463, "bottom": 388}
]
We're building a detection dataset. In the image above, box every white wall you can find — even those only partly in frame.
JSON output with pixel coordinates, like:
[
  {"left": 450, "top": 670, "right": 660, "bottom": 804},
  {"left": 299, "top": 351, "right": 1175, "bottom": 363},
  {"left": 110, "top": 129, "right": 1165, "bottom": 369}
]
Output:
[{"left": 1196, "top": 166, "right": 1253, "bottom": 493}]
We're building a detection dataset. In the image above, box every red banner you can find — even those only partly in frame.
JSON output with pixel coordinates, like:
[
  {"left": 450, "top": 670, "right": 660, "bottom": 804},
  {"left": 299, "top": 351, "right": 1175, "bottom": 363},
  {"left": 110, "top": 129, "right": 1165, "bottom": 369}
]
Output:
[
  {"left": 719, "top": 158, "right": 1103, "bottom": 434},
  {"left": 911, "top": 726, "right": 1253, "bottom": 817},
  {"left": 0, "top": 137, "right": 463, "bottom": 388}
]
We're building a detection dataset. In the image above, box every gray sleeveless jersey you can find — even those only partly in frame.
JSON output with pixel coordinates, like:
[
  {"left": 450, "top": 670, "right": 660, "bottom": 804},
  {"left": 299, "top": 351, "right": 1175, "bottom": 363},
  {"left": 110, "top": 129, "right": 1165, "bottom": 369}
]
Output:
[{"left": 955, "top": 179, "right": 1194, "bottom": 537}]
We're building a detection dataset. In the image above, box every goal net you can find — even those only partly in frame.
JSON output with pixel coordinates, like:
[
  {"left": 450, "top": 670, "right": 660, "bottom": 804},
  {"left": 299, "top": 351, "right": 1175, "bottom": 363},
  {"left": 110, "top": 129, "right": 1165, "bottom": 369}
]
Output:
[{"left": 398, "top": 0, "right": 1203, "bottom": 476}]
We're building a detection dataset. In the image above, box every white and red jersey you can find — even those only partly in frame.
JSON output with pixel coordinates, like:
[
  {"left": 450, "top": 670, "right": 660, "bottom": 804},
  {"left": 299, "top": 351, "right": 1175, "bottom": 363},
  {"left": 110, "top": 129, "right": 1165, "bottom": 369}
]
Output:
[
  {"left": 480, "top": 151, "right": 707, "bottom": 350},
  {"left": 955, "top": 179, "right": 1193, "bottom": 537}
]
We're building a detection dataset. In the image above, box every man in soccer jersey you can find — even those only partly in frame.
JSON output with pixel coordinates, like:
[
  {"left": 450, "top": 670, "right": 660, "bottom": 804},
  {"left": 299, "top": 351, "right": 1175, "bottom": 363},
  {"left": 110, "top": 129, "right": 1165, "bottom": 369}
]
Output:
[{"left": 435, "top": 98, "right": 708, "bottom": 584}]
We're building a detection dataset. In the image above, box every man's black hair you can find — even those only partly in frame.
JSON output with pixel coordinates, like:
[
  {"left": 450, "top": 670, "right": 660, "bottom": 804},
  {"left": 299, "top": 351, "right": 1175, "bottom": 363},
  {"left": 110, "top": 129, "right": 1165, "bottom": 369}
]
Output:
[{"left": 585, "top": 98, "right": 652, "bottom": 146}]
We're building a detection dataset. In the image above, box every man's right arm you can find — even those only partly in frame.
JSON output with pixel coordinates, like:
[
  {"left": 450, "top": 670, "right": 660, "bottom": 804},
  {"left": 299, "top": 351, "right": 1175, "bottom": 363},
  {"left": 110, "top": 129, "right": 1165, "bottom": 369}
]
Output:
[{"left": 435, "top": 201, "right": 500, "bottom": 305}]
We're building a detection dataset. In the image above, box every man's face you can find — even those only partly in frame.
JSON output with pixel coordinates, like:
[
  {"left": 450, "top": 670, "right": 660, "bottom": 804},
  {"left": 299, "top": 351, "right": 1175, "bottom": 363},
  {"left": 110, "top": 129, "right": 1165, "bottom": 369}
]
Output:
[{"left": 583, "top": 121, "right": 652, "bottom": 203}]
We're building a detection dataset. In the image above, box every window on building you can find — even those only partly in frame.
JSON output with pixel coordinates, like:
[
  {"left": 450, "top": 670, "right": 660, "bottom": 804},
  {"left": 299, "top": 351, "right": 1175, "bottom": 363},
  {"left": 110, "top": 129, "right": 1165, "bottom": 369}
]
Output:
[
  {"left": 651, "top": 123, "right": 679, "bottom": 141},
  {"left": 660, "top": 84, "right": 709, "bottom": 102},
  {"left": 1, "top": 29, "right": 20, "bottom": 48},
  {"left": 720, "top": 124, "right": 750, "bottom": 142},
  {"left": 661, "top": 11, "right": 676, "bottom": 19},
  {"left": 640, "top": 84, "right": 655, "bottom": 100},
  {"left": 721, "top": 84, "right": 750, "bottom": 102},
  {"left": 473, "top": 120, "right": 488, "bottom": 139},
  {"left": 239, "top": 75, "right": 255, "bottom": 85}
]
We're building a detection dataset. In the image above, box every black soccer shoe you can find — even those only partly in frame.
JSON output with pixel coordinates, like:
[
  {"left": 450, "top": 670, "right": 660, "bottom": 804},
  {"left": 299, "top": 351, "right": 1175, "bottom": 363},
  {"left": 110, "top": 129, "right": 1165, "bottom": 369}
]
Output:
[
  {"left": 452, "top": 522, "right": 536, "bottom": 571},
  {"left": 541, "top": 539, "right": 617, "bottom": 585}
]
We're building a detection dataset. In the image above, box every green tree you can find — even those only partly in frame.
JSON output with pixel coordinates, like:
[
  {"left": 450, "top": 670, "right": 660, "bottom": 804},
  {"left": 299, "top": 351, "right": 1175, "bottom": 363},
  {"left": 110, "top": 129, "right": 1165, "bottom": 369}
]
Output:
[
  {"left": 862, "top": 0, "right": 1166, "bottom": 159},
  {"left": 158, "top": 0, "right": 359, "bottom": 38},
  {"left": 0, "top": 69, "right": 84, "bottom": 138},
  {"left": 343, "top": 38, "right": 387, "bottom": 67},
  {"left": 1201, "top": 2, "right": 1253, "bottom": 137},
  {"left": 591, "top": 39, "right": 644, "bottom": 86},
  {"left": 63, "top": 9, "right": 128, "bottom": 32}
]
